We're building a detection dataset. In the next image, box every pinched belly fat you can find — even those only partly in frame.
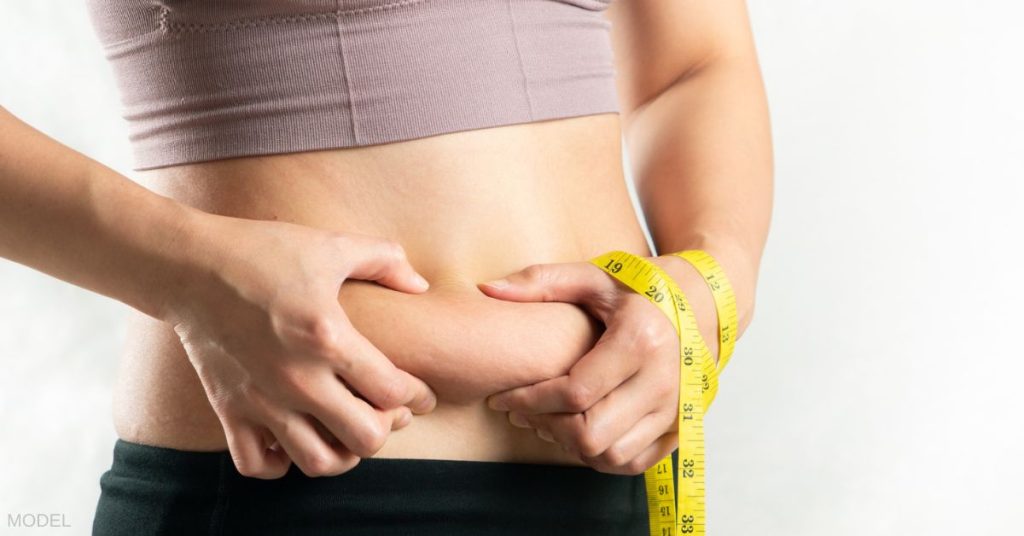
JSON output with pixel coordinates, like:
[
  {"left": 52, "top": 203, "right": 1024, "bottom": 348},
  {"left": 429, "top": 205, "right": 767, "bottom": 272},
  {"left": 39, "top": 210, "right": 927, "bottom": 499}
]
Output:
[
  {"left": 337, "top": 277, "right": 603, "bottom": 406},
  {"left": 113, "top": 273, "right": 605, "bottom": 462}
]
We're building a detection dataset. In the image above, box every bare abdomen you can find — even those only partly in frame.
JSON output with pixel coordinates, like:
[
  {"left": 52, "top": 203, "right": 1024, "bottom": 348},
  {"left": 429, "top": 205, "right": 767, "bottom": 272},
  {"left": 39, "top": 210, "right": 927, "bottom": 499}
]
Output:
[{"left": 114, "top": 113, "right": 651, "bottom": 463}]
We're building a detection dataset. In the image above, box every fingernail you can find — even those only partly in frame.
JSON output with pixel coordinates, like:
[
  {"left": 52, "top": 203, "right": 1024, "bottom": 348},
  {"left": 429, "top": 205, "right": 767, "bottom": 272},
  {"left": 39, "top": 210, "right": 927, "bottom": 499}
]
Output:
[
  {"left": 398, "top": 408, "right": 413, "bottom": 427},
  {"left": 487, "top": 396, "right": 508, "bottom": 411},
  {"left": 482, "top": 278, "right": 509, "bottom": 289},
  {"left": 413, "top": 273, "right": 430, "bottom": 290},
  {"left": 508, "top": 411, "right": 530, "bottom": 428},
  {"left": 536, "top": 428, "right": 555, "bottom": 442}
]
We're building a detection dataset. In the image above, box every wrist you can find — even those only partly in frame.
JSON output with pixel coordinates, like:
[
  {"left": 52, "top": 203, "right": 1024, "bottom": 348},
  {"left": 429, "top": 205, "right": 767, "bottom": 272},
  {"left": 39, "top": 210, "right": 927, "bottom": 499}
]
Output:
[
  {"left": 142, "top": 202, "right": 227, "bottom": 324},
  {"left": 114, "top": 191, "right": 218, "bottom": 323},
  {"left": 659, "top": 236, "right": 757, "bottom": 339},
  {"left": 650, "top": 253, "right": 721, "bottom": 366}
]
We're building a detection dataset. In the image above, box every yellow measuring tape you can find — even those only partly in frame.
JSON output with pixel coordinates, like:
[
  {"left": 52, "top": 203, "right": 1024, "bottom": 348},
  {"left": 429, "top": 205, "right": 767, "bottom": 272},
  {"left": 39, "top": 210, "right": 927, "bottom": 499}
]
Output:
[{"left": 588, "top": 249, "right": 737, "bottom": 536}]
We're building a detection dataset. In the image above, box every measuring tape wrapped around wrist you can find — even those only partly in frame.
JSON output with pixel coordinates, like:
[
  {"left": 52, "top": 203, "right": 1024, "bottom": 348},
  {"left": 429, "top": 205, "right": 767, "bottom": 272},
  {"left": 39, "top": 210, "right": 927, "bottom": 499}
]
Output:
[
  {"left": 589, "top": 249, "right": 737, "bottom": 536},
  {"left": 669, "top": 249, "right": 739, "bottom": 408},
  {"left": 671, "top": 249, "right": 738, "bottom": 376}
]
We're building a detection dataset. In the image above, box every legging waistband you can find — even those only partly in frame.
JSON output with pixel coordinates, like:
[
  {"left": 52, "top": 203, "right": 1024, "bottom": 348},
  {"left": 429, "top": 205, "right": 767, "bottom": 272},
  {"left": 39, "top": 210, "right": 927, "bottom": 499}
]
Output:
[{"left": 93, "top": 438, "right": 651, "bottom": 535}]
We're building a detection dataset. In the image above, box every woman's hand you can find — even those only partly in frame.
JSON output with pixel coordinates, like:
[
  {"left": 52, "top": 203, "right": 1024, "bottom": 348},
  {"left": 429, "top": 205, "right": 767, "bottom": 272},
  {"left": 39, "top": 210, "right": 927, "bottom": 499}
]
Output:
[
  {"left": 163, "top": 212, "right": 438, "bottom": 479},
  {"left": 0, "top": 108, "right": 437, "bottom": 479},
  {"left": 479, "top": 256, "right": 700, "bottom": 476}
]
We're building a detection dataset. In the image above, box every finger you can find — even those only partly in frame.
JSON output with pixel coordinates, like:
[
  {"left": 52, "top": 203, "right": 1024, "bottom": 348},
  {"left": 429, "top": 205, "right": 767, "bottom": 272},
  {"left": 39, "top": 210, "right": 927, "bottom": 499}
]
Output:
[
  {"left": 392, "top": 368, "right": 437, "bottom": 414},
  {"left": 487, "top": 316, "right": 659, "bottom": 414},
  {"left": 301, "top": 374, "right": 405, "bottom": 458},
  {"left": 582, "top": 406, "right": 678, "bottom": 470},
  {"left": 391, "top": 405, "right": 414, "bottom": 430},
  {"left": 223, "top": 417, "right": 291, "bottom": 479},
  {"left": 265, "top": 410, "right": 360, "bottom": 477},
  {"left": 477, "top": 262, "right": 619, "bottom": 318},
  {"left": 512, "top": 410, "right": 573, "bottom": 438},
  {"left": 513, "top": 365, "right": 669, "bottom": 458},
  {"left": 584, "top": 430, "right": 678, "bottom": 476},
  {"left": 325, "top": 314, "right": 437, "bottom": 413},
  {"left": 339, "top": 234, "right": 429, "bottom": 293}
]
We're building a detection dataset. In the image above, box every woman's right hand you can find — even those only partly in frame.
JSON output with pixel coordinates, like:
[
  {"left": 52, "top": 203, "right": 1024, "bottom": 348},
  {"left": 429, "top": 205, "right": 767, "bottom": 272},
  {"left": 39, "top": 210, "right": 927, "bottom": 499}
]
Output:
[{"left": 160, "top": 211, "right": 437, "bottom": 479}]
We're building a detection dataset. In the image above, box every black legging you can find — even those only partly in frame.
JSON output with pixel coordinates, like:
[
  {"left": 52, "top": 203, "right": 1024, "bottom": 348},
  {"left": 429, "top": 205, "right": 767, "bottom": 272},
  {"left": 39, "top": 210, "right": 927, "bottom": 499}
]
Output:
[{"left": 92, "top": 439, "right": 654, "bottom": 535}]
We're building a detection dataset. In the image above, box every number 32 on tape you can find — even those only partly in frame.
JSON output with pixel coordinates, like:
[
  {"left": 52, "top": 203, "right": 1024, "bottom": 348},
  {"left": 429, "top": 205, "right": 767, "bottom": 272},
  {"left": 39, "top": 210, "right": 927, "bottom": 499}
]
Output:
[{"left": 589, "top": 250, "right": 720, "bottom": 536}]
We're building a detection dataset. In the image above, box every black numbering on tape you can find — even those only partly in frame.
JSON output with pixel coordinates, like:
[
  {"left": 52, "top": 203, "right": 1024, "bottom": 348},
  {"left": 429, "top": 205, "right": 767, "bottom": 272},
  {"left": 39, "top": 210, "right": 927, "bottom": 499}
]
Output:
[
  {"left": 673, "top": 293, "right": 687, "bottom": 312},
  {"left": 681, "top": 515, "right": 696, "bottom": 533},
  {"left": 645, "top": 285, "right": 665, "bottom": 302}
]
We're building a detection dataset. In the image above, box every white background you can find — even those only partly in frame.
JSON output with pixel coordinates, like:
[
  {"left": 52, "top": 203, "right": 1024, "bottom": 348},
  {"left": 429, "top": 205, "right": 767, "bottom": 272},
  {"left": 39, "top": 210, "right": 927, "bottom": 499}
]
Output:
[{"left": 2, "top": 1, "right": 1022, "bottom": 534}]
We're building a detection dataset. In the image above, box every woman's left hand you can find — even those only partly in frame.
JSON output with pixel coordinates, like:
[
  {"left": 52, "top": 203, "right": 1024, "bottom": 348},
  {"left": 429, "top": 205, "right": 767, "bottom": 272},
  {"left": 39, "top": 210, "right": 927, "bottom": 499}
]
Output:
[{"left": 478, "top": 255, "right": 693, "bottom": 476}]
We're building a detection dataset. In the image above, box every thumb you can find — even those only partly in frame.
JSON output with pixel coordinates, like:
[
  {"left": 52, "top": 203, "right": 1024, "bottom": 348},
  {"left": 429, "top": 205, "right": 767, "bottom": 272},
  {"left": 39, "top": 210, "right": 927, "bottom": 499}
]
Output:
[
  {"left": 341, "top": 234, "right": 430, "bottom": 294},
  {"left": 477, "top": 262, "right": 616, "bottom": 306}
]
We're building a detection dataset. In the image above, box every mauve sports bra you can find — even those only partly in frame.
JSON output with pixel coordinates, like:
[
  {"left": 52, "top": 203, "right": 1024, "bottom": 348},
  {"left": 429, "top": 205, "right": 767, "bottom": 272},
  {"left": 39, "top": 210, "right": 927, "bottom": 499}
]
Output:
[{"left": 85, "top": 0, "right": 620, "bottom": 171}]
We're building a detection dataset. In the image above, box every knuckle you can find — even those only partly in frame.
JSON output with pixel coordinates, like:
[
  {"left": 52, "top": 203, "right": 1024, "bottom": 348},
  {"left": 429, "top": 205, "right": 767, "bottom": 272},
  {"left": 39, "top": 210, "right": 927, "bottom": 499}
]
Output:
[
  {"left": 375, "top": 239, "right": 407, "bottom": 264},
  {"left": 574, "top": 425, "right": 604, "bottom": 458},
  {"left": 231, "top": 454, "right": 260, "bottom": 477},
  {"left": 563, "top": 381, "right": 596, "bottom": 413},
  {"left": 299, "top": 313, "right": 341, "bottom": 356},
  {"left": 374, "top": 375, "right": 409, "bottom": 409},
  {"left": 623, "top": 458, "right": 650, "bottom": 476},
  {"left": 387, "top": 241, "right": 408, "bottom": 261},
  {"left": 274, "top": 307, "right": 343, "bottom": 358},
  {"left": 585, "top": 458, "right": 614, "bottom": 475},
  {"left": 230, "top": 448, "right": 278, "bottom": 479},
  {"left": 299, "top": 449, "right": 335, "bottom": 477},
  {"left": 260, "top": 461, "right": 289, "bottom": 479},
  {"left": 350, "top": 422, "right": 388, "bottom": 457},
  {"left": 601, "top": 446, "right": 630, "bottom": 468},
  {"left": 521, "top": 264, "right": 546, "bottom": 282},
  {"left": 335, "top": 454, "right": 362, "bottom": 475},
  {"left": 633, "top": 320, "right": 670, "bottom": 355}
]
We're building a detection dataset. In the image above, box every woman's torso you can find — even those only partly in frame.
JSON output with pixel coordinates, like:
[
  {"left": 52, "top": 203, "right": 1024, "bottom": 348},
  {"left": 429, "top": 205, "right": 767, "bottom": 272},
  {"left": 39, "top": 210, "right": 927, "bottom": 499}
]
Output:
[{"left": 114, "top": 112, "right": 652, "bottom": 465}]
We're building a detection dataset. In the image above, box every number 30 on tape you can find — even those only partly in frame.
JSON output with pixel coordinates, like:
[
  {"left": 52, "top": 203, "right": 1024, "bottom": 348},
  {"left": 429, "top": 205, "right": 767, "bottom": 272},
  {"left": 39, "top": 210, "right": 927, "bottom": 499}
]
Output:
[{"left": 589, "top": 250, "right": 722, "bottom": 536}]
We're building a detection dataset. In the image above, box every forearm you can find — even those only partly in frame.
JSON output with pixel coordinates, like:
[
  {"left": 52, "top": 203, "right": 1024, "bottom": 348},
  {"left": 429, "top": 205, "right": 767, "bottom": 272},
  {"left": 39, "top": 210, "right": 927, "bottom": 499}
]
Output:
[
  {"left": 0, "top": 106, "right": 205, "bottom": 320},
  {"left": 625, "top": 55, "right": 774, "bottom": 347}
]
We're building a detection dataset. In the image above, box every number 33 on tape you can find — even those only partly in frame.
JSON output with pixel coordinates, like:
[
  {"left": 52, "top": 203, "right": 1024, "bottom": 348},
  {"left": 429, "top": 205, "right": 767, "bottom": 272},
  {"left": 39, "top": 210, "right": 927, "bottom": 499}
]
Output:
[{"left": 590, "top": 250, "right": 731, "bottom": 536}]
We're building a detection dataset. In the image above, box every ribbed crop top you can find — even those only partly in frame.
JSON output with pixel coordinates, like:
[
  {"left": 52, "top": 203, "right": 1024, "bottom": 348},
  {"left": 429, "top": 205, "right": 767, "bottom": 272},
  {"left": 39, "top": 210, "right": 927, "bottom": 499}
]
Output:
[{"left": 85, "top": 0, "right": 621, "bottom": 171}]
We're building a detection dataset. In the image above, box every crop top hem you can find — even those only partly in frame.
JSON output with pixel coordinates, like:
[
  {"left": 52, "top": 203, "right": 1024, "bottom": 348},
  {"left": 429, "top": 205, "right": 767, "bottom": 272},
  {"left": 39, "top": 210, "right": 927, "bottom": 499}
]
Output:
[{"left": 133, "top": 109, "right": 620, "bottom": 171}]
